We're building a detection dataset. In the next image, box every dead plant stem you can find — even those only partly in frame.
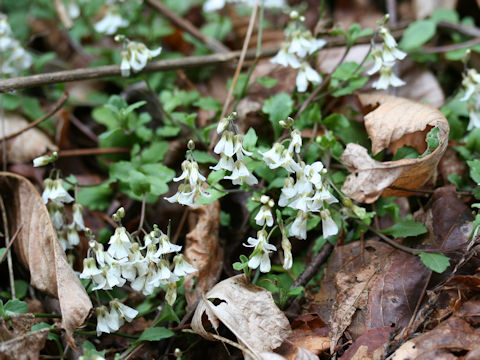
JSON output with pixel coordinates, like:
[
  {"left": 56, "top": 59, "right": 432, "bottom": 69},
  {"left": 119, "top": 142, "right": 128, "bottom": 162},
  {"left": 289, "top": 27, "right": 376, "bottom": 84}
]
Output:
[
  {"left": 0, "top": 224, "right": 22, "bottom": 264},
  {"left": 0, "top": 194, "right": 15, "bottom": 298}
]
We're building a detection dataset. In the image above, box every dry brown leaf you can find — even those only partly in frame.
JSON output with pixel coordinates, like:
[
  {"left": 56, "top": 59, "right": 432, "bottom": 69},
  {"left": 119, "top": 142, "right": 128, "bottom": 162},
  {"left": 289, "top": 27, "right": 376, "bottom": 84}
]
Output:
[
  {"left": 0, "top": 172, "right": 92, "bottom": 345},
  {"left": 184, "top": 202, "right": 223, "bottom": 310},
  {"left": 192, "top": 275, "right": 291, "bottom": 357},
  {"left": 0, "top": 329, "right": 49, "bottom": 360},
  {"left": 339, "top": 327, "right": 392, "bottom": 360},
  {"left": 341, "top": 94, "right": 449, "bottom": 203},
  {"left": 0, "top": 113, "right": 57, "bottom": 165}
]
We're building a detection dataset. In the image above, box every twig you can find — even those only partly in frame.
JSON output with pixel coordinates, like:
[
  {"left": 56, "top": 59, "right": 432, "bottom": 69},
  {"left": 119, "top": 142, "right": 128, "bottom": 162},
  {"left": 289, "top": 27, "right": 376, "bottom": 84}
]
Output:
[
  {"left": 438, "top": 21, "right": 480, "bottom": 38},
  {"left": 58, "top": 147, "right": 130, "bottom": 157},
  {"left": 386, "top": 0, "right": 397, "bottom": 26},
  {"left": 2, "top": 92, "right": 69, "bottom": 141},
  {"left": 0, "top": 194, "right": 15, "bottom": 298},
  {"left": 145, "top": 0, "right": 229, "bottom": 54},
  {"left": 0, "top": 47, "right": 279, "bottom": 93},
  {"left": 136, "top": 193, "right": 146, "bottom": 234},
  {"left": 420, "top": 37, "right": 480, "bottom": 54},
  {"left": 171, "top": 207, "right": 189, "bottom": 245},
  {"left": 0, "top": 224, "right": 22, "bottom": 264},
  {"left": 182, "top": 329, "right": 261, "bottom": 360},
  {"left": 219, "top": 0, "right": 260, "bottom": 121}
]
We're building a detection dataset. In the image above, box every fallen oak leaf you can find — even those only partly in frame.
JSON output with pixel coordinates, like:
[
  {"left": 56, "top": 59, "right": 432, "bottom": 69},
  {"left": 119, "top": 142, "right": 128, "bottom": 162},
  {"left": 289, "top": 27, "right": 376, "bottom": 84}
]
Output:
[
  {"left": 192, "top": 275, "right": 291, "bottom": 358},
  {"left": 0, "top": 172, "right": 92, "bottom": 346},
  {"left": 184, "top": 202, "right": 223, "bottom": 311},
  {"left": 341, "top": 94, "right": 449, "bottom": 203}
]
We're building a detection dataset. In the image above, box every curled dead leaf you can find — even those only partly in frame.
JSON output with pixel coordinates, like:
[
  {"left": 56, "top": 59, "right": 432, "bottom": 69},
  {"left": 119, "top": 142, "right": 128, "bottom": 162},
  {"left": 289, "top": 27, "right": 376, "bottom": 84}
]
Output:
[
  {"left": 0, "top": 172, "right": 92, "bottom": 345},
  {"left": 184, "top": 202, "right": 223, "bottom": 310},
  {"left": 0, "top": 113, "right": 57, "bottom": 165},
  {"left": 192, "top": 275, "right": 291, "bottom": 358},
  {"left": 341, "top": 94, "right": 449, "bottom": 203}
]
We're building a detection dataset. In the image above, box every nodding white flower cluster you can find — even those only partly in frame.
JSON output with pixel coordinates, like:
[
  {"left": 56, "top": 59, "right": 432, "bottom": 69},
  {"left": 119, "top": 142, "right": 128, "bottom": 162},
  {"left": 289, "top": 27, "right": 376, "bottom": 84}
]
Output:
[
  {"left": 460, "top": 68, "right": 480, "bottom": 130},
  {"left": 95, "top": 298, "right": 138, "bottom": 336},
  {"left": 42, "top": 178, "right": 86, "bottom": 251},
  {"left": 270, "top": 11, "right": 325, "bottom": 92},
  {"left": 0, "top": 13, "right": 32, "bottom": 76},
  {"left": 211, "top": 115, "right": 258, "bottom": 186},
  {"left": 165, "top": 157, "right": 210, "bottom": 206},
  {"left": 80, "top": 223, "right": 196, "bottom": 309},
  {"left": 368, "top": 26, "right": 406, "bottom": 90},
  {"left": 244, "top": 229, "right": 277, "bottom": 273},
  {"left": 262, "top": 127, "right": 338, "bottom": 242},
  {"left": 94, "top": 4, "right": 128, "bottom": 35},
  {"left": 119, "top": 39, "right": 161, "bottom": 77},
  {"left": 203, "top": 0, "right": 285, "bottom": 12}
]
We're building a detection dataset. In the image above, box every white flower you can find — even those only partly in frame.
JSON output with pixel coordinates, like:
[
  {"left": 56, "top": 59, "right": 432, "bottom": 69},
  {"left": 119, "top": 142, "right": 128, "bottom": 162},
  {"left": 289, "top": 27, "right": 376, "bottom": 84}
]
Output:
[
  {"left": 468, "top": 108, "right": 480, "bottom": 130},
  {"left": 173, "top": 254, "right": 197, "bottom": 276},
  {"left": 461, "top": 69, "right": 480, "bottom": 102},
  {"left": 288, "top": 129, "right": 302, "bottom": 154},
  {"left": 210, "top": 153, "right": 235, "bottom": 171},
  {"left": 280, "top": 149, "right": 302, "bottom": 173},
  {"left": 255, "top": 205, "right": 274, "bottom": 227},
  {"left": 321, "top": 209, "right": 338, "bottom": 239},
  {"left": 72, "top": 203, "right": 86, "bottom": 230},
  {"left": 47, "top": 202, "right": 64, "bottom": 229},
  {"left": 67, "top": 225, "right": 80, "bottom": 247},
  {"left": 281, "top": 237, "right": 292, "bottom": 270},
  {"left": 382, "top": 45, "right": 406, "bottom": 64},
  {"left": 66, "top": 0, "right": 80, "bottom": 19},
  {"left": 217, "top": 117, "right": 230, "bottom": 134},
  {"left": 279, "top": 177, "right": 297, "bottom": 207},
  {"left": 296, "top": 62, "right": 321, "bottom": 92},
  {"left": 33, "top": 152, "right": 58, "bottom": 167},
  {"left": 372, "top": 66, "right": 405, "bottom": 90},
  {"left": 270, "top": 46, "right": 301, "bottom": 69},
  {"left": 166, "top": 282, "right": 177, "bottom": 306},
  {"left": 156, "top": 233, "right": 182, "bottom": 256},
  {"left": 94, "top": 5, "right": 128, "bottom": 35},
  {"left": 120, "top": 41, "right": 161, "bottom": 77},
  {"left": 92, "top": 264, "right": 126, "bottom": 290},
  {"left": 379, "top": 27, "right": 398, "bottom": 49},
  {"left": 290, "top": 210, "right": 308, "bottom": 240},
  {"left": 96, "top": 306, "right": 118, "bottom": 335},
  {"left": 110, "top": 299, "right": 138, "bottom": 322},
  {"left": 214, "top": 131, "right": 235, "bottom": 157},
  {"left": 367, "top": 49, "right": 384, "bottom": 76},
  {"left": 46, "top": 179, "right": 74, "bottom": 204},
  {"left": 107, "top": 227, "right": 132, "bottom": 260},
  {"left": 80, "top": 257, "right": 102, "bottom": 279},
  {"left": 288, "top": 31, "right": 326, "bottom": 58},
  {"left": 244, "top": 230, "right": 276, "bottom": 273},
  {"left": 164, "top": 183, "right": 210, "bottom": 206},
  {"left": 224, "top": 159, "right": 258, "bottom": 185},
  {"left": 261, "top": 143, "right": 285, "bottom": 169}
]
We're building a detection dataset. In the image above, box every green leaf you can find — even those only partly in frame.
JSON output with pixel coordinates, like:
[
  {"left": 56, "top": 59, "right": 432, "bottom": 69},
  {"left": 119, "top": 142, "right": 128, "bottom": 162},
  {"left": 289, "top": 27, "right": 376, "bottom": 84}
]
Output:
[
  {"left": 136, "top": 141, "right": 169, "bottom": 164},
  {"left": 14, "top": 280, "right": 28, "bottom": 299},
  {"left": 220, "top": 211, "right": 231, "bottom": 226},
  {"left": 137, "top": 327, "right": 174, "bottom": 343},
  {"left": 419, "top": 252, "right": 450, "bottom": 273},
  {"left": 156, "top": 125, "right": 181, "bottom": 138},
  {"left": 381, "top": 218, "right": 427, "bottom": 238},
  {"left": 196, "top": 186, "right": 226, "bottom": 205},
  {"left": 262, "top": 93, "right": 293, "bottom": 138},
  {"left": 430, "top": 8, "right": 459, "bottom": 24},
  {"left": 4, "top": 299, "right": 28, "bottom": 315},
  {"left": 208, "top": 170, "right": 226, "bottom": 185},
  {"left": 77, "top": 182, "right": 114, "bottom": 211},
  {"left": 243, "top": 128, "right": 258, "bottom": 151},
  {"left": 155, "top": 304, "right": 180, "bottom": 323},
  {"left": 194, "top": 96, "right": 221, "bottom": 111},
  {"left": 393, "top": 146, "right": 419, "bottom": 160},
  {"left": 2, "top": 93, "right": 20, "bottom": 110},
  {"left": 425, "top": 127, "right": 440, "bottom": 154},
  {"left": 399, "top": 20, "right": 436, "bottom": 50},
  {"left": 193, "top": 150, "right": 217, "bottom": 164},
  {"left": 467, "top": 159, "right": 480, "bottom": 184},
  {"left": 0, "top": 248, "right": 5, "bottom": 262},
  {"left": 331, "top": 62, "right": 360, "bottom": 81},
  {"left": 256, "top": 76, "right": 278, "bottom": 88}
]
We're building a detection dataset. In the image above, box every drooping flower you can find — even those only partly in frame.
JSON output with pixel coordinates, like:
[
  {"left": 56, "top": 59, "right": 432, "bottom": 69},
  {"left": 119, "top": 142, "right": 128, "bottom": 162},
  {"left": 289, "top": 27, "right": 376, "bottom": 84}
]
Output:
[
  {"left": 96, "top": 305, "right": 118, "bottom": 335},
  {"left": 320, "top": 209, "right": 338, "bottom": 239},
  {"left": 94, "top": 5, "right": 128, "bottom": 35},
  {"left": 372, "top": 65, "right": 405, "bottom": 90},
  {"left": 109, "top": 299, "right": 138, "bottom": 322},
  {"left": 173, "top": 254, "right": 197, "bottom": 277},
  {"left": 289, "top": 210, "right": 308, "bottom": 240},
  {"left": 281, "top": 236, "right": 293, "bottom": 270},
  {"left": 120, "top": 41, "right": 161, "bottom": 77},
  {"left": 255, "top": 204, "right": 274, "bottom": 227},
  {"left": 80, "top": 257, "right": 102, "bottom": 279},
  {"left": 244, "top": 230, "right": 277, "bottom": 273},
  {"left": 224, "top": 159, "right": 258, "bottom": 185},
  {"left": 107, "top": 227, "right": 132, "bottom": 260},
  {"left": 296, "top": 62, "right": 321, "bottom": 92}
]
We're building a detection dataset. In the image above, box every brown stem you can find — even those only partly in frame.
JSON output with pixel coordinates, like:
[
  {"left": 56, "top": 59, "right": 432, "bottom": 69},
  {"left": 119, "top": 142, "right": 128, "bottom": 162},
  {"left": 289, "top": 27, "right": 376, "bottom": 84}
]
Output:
[
  {"left": 0, "top": 195, "right": 15, "bottom": 298},
  {"left": 438, "top": 21, "right": 480, "bottom": 38},
  {"left": 0, "top": 224, "right": 22, "bottom": 264},
  {"left": 58, "top": 147, "right": 130, "bottom": 157},
  {"left": 420, "top": 37, "right": 480, "bottom": 54},
  {"left": 2, "top": 92, "right": 69, "bottom": 141},
  {"left": 145, "top": 0, "right": 229, "bottom": 54}
]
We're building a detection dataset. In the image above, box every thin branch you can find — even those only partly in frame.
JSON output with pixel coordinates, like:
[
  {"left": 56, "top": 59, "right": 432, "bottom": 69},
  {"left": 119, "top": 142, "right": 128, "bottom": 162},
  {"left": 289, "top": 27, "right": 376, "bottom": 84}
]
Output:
[
  {"left": 0, "top": 47, "right": 278, "bottom": 93},
  {"left": 0, "top": 224, "right": 22, "bottom": 264},
  {"left": 58, "top": 147, "right": 130, "bottom": 157},
  {"left": 145, "top": 0, "right": 229, "bottom": 54},
  {"left": 438, "top": 21, "right": 480, "bottom": 38},
  {"left": 0, "top": 194, "right": 15, "bottom": 298},
  {"left": 2, "top": 92, "right": 69, "bottom": 141},
  {"left": 420, "top": 37, "right": 480, "bottom": 54}
]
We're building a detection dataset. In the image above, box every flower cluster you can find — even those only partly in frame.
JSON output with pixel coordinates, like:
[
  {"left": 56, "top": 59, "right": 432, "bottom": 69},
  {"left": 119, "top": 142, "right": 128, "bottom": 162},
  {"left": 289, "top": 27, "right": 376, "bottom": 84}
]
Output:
[
  {"left": 0, "top": 13, "right": 32, "bottom": 76},
  {"left": 95, "top": 298, "right": 138, "bottom": 336},
  {"left": 203, "top": 0, "right": 285, "bottom": 12},
  {"left": 80, "top": 220, "right": 196, "bottom": 312},
  {"left": 368, "top": 26, "right": 406, "bottom": 90},
  {"left": 119, "top": 38, "right": 162, "bottom": 77},
  {"left": 42, "top": 178, "right": 86, "bottom": 251},
  {"left": 94, "top": 2, "right": 128, "bottom": 35},
  {"left": 261, "top": 126, "right": 338, "bottom": 241},
  {"left": 270, "top": 11, "right": 325, "bottom": 92},
  {"left": 211, "top": 114, "right": 258, "bottom": 186},
  {"left": 460, "top": 68, "right": 480, "bottom": 130},
  {"left": 165, "top": 143, "right": 210, "bottom": 206}
]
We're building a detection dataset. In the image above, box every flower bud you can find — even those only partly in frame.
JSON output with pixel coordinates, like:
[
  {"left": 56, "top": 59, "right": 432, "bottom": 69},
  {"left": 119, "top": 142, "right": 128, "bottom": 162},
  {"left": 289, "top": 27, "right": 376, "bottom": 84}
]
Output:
[{"left": 187, "top": 139, "right": 195, "bottom": 150}]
